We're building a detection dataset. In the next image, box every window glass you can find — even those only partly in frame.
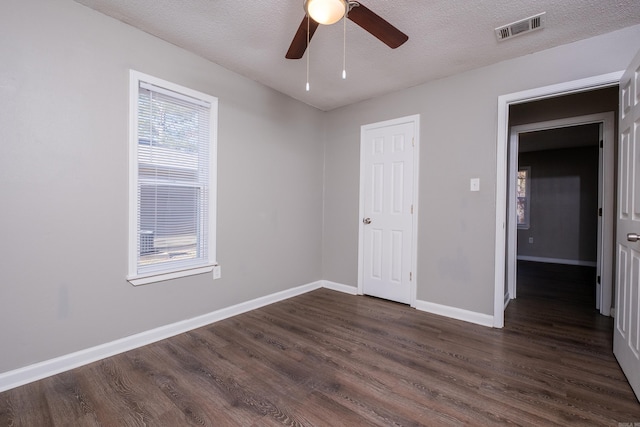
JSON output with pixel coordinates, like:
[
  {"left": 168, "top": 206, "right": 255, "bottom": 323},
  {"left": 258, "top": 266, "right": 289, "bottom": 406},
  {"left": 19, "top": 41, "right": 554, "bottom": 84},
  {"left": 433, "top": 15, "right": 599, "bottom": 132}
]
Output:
[
  {"left": 517, "top": 167, "right": 530, "bottom": 229},
  {"left": 128, "top": 71, "right": 217, "bottom": 285}
]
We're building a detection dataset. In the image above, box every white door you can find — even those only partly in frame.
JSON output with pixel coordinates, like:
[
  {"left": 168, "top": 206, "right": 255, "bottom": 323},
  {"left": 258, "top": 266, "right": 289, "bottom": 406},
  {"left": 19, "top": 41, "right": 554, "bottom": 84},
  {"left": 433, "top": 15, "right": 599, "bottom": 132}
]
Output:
[
  {"left": 359, "top": 116, "right": 418, "bottom": 304},
  {"left": 614, "top": 47, "right": 640, "bottom": 401}
]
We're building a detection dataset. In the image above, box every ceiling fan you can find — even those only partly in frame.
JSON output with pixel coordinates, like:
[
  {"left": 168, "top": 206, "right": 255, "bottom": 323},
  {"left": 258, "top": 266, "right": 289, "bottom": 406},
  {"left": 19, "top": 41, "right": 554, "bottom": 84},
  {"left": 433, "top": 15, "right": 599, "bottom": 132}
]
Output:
[{"left": 285, "top": 0, "right": 409, "bottom": 59}]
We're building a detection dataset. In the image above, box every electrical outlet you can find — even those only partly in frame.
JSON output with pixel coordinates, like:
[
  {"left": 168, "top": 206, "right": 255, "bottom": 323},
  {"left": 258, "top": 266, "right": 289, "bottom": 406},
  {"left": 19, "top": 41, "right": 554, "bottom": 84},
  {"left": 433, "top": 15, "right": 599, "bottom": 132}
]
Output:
[
  {"left": 212, "top": 264, "right": 221, "bottom": 280},
  {"left": 528, "top": 237, "right": 534, "bottom": 244},
  {"left": 470, "top": 178, "right": 480, "bottom": 192}
]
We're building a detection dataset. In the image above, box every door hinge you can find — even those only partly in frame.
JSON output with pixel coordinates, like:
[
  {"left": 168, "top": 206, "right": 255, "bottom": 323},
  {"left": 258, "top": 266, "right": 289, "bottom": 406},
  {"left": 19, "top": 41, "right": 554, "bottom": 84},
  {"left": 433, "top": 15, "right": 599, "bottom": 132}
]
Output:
[
  {"left": 598, "top": 207, "right": 602, "bottom": 217},
  {"left": 410, "top": 272, "right": 412, "bottom": 281},
  {"left": 411, "top": 204, "right": 414, "bottom": 214},
  {"left": 597, "top": 275, "right": 601, "bottom": 284},
  {"left": 412, "top": 137, "right": 415, "bottom": 147},
  {"left": 599, "top": 140, "right": 603, "bottom": 148}
]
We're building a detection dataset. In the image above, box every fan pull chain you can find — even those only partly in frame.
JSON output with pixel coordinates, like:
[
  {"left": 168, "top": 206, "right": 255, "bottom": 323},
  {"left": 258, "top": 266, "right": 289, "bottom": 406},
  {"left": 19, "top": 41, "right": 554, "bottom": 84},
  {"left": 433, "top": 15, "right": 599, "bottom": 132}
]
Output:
[
  {"left": 342, "top": 11, "right": 347, "bottom": 79},
  {"left": 306, "top": 14, "right": 310, "bottom": 91}
]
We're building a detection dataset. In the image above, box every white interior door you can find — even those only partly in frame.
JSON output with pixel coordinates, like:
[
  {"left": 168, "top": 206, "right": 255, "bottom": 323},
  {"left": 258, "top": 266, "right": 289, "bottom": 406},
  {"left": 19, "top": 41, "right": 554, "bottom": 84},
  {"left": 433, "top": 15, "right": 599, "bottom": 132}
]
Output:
[
  {"left": 359, "top": 116, "right": 418, "bottom": 304},
  {"left": 596, "top": 122, "right": 604, "bottom": 311},
  {"left": 614, "top": 47, "right": 640, "bottom": 401}
]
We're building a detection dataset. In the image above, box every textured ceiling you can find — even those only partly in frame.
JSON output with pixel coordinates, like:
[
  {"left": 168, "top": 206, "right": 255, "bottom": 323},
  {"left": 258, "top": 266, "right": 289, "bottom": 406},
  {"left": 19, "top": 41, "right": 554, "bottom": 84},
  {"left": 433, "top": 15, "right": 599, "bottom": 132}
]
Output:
[{"left": 74, "top": 0, "right": 640, "bottom": 111}]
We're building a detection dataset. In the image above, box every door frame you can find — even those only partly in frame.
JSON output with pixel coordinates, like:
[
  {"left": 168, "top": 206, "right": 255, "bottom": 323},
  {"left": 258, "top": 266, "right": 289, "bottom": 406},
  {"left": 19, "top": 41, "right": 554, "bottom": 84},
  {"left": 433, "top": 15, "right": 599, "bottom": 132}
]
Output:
[
  {"left": 494, "top": 72, "right": 623, "bottom": 328},
  {"left": 505, "top": 113, "right": 615, "bottom": 315},
  {"left": 357, "top": 114, "right": 420, "bottom": 306}
]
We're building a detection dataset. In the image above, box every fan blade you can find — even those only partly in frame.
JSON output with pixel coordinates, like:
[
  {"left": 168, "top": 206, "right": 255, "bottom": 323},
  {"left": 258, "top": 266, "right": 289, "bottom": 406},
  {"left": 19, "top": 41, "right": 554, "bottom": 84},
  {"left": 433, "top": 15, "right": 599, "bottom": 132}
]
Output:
[
  {"left": 285, "top": 16, "right": 320, "bottom": 59},
  {"left": 347, "top": 3, "right": 408, "bottom": 49}
]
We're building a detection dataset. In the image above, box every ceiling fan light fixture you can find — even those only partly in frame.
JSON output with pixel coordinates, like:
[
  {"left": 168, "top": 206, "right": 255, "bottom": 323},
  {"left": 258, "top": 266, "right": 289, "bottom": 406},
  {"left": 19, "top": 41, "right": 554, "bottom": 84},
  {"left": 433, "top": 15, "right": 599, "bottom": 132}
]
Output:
[{"left": 304, "top": 0, "right": 347, "bottom": 25}]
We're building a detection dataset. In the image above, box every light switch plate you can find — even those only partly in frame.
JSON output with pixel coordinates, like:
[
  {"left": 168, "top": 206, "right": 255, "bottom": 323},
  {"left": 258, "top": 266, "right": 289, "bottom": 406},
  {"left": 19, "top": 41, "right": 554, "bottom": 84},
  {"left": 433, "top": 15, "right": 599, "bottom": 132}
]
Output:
[{"left": 470, "top": 178, "right": 480, "bottom": 192}]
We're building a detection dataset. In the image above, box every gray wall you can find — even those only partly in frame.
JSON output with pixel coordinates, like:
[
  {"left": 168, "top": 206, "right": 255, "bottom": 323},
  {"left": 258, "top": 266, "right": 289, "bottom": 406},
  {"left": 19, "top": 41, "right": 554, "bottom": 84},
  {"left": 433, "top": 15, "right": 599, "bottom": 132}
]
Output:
[
  {"left": 322, "top": 24, "right": 640, "bottom": 315},
  {"left": 517, "top": 147, "right": 599, "bottom": 263},
  {"left": 0, "top": 0, "right": 324, "bottom": 373}
]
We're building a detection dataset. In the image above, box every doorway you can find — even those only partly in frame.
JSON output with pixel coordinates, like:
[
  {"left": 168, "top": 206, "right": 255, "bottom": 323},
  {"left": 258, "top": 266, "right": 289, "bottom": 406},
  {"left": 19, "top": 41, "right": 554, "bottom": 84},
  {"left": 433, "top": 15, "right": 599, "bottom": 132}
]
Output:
[
  {"left": 505, "top": 113, "right": 615, "bottom": 316},
  {"left": 493, "top": 72, "right": 623, "bottom": 328}
]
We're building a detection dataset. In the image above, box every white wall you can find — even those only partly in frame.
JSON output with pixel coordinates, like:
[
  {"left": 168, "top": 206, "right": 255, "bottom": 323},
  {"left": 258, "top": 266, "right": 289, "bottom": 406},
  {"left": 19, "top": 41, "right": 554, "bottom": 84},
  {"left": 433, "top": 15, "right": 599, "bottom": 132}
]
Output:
[
  {"left": 322, "top": 24, "right": 640, "bottom": 315},
  {"left": 0, "top": 0, "right": 324, "bottom": 373}
]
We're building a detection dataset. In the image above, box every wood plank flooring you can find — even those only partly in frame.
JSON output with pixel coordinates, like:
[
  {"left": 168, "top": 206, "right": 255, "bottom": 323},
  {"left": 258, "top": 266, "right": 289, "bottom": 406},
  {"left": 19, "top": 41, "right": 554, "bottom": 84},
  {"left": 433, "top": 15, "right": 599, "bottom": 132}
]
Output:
[{"left": 1, "top": 262, "right": 639, "bottom": 426}]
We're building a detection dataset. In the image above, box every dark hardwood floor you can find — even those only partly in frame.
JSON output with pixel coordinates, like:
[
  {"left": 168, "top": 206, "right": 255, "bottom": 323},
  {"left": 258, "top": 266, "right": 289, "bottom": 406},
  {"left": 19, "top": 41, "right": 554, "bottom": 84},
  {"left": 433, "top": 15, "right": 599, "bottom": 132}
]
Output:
[{"left": 2, "top": 262, "right": 639, "bottom": 426}]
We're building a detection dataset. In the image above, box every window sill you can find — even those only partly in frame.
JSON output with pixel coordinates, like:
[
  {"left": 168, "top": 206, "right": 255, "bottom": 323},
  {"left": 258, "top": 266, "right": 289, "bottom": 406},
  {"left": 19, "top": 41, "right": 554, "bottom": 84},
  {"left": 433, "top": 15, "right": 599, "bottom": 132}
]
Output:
[{"left": 127, "top": 264, "right": 216, "bottom": 286}]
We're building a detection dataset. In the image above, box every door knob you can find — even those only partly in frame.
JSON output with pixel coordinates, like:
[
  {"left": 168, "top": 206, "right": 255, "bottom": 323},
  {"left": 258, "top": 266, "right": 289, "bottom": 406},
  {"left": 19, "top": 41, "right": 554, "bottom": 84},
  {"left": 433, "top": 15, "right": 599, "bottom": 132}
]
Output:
[
  {"left": 363, "top": 217, "right": 372, "bottom": 225},
  {"left": 627, "top": 233, "right": 640, "bottom": 242}
]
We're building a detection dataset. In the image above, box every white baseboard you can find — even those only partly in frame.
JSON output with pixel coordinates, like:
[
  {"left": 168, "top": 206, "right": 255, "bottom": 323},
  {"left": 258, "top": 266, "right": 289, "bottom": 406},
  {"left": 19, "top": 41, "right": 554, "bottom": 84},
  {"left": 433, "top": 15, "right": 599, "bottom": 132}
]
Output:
[
  {"left": 414, "top": 299, "right": 494, "bottom": 328},
  {"left": 0, "top": 280, "right": 324, "bottom": 393},
  {"left": 516, "top": 255, "right": 597, "bottom": 267},
  {"left": 0, "top": 280, "right": 484, "bottom": 392},
  {"left": 321, "top": 280, "right": 358, "bottom": 295}
]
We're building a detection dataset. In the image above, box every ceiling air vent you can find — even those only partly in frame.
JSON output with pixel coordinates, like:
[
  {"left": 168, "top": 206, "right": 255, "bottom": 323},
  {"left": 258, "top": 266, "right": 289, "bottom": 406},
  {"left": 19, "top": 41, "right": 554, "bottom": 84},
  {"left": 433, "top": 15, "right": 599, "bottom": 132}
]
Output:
[{"left": 495, "top": 12, "right": 546, "bottom": 41}]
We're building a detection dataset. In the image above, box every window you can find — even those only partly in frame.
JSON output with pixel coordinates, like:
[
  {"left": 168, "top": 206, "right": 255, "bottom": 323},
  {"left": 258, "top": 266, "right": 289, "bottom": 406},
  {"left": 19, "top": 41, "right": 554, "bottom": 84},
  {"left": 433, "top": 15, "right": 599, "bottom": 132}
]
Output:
[
  {"left": 517, "top": 166, "right": 530, "bottom": 229},
  {"left": 128, "top": 71, "right": 217, "bottom": 286}
]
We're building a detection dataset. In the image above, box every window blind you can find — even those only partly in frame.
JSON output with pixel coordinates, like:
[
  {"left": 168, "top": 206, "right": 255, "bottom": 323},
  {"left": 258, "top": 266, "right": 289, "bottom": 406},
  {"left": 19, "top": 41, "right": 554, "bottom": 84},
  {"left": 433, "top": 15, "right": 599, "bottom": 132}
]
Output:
[{"left": 136, "top": 82, "right": 211, "bottom": 275}]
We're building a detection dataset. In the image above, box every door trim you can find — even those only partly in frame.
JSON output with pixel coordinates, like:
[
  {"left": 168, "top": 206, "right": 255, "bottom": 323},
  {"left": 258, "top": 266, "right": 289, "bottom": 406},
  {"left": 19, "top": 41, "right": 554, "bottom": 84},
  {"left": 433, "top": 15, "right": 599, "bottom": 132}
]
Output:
[
  {"left": 506, "top": 113, "right": 615, "bottom": 316},
  {"left": 494, "top": 71, "right": 623, "bottom": 328},
  {"left": 357, "top": 114, "right": 420, "bottom": 306}
]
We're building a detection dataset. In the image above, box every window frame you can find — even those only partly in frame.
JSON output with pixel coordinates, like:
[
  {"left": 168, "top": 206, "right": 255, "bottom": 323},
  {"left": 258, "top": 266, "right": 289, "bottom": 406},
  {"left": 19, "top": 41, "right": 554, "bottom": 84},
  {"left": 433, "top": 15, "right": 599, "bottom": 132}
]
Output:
[
  {"left": 127, "top": 70, "right": 218, "bottom": 286},
  {"left": 516, "top": 166, "right": 531, "bottom": 230}
]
